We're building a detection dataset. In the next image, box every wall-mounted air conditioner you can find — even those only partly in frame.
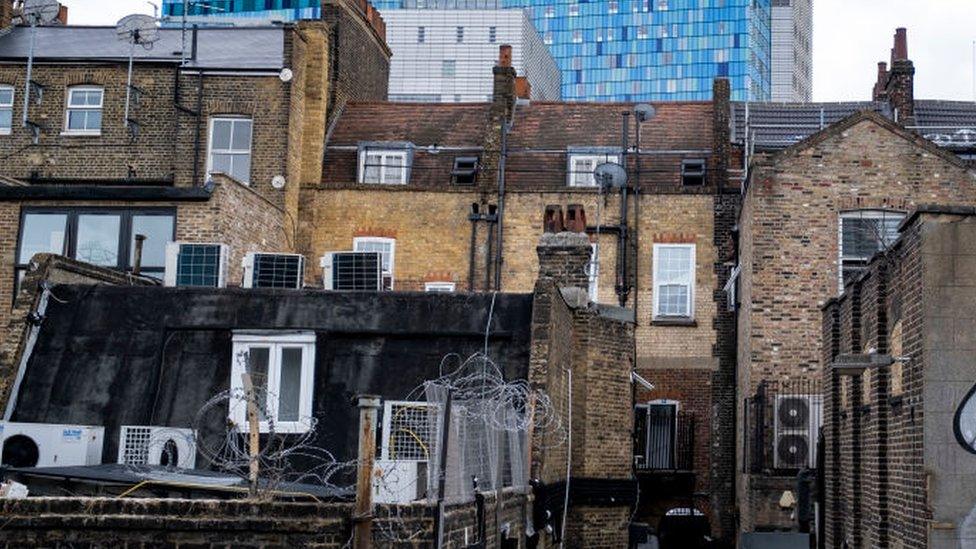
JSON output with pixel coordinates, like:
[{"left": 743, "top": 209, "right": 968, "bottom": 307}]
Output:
[
  {"left": 773, "top": 394, "right": 823, "bottom": 469},
  {"left": 320, "top": 251, "right": 382, "bottom": 291},
  {"left": 117, "top": 426, "right": 196, "bottom": 469},
  {"left": 0, "top": 422, "right": 104, "bottom": 468},
  {"left": 163, "top": 242, "right": 229, "bottom": 288},
  {"left": 242, "top": 252, "right": 306, "bottom": 289}
]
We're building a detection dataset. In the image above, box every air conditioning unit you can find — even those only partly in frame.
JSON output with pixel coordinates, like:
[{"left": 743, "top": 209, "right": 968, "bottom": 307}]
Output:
[
  {"left": 773, "top": 394, "right": 823, "bottom": 469},
  {"left": 242, "top": 252, "right": 306, "bottom": 289},
  {"left": 163, "top": 242, "right": 229, "bottom": 288},
  {"left": 0, "top": 422, "right": 104, "bottom": 468},
  {"left": 321, "top": 251, "right": 382, "bottom": 291},
  {"left": 118, "top": 426, "right": 196, "bottom": 469},
  {"left": 373, "top": 459, "right": 425, "bottom": 504}
]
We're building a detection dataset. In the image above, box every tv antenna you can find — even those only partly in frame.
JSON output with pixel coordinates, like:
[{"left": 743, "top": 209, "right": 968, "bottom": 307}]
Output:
[
  {"left": 116, "top": 14, "right": 160, "bottom": 133},
  {"left": 20, "top": 0, "right": 60, "bottom": 128}
]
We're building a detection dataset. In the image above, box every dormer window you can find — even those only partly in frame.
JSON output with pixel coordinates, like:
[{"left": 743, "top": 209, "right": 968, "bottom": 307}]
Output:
[
  {"left": 451, "top": 157, "right": 479, "bottom": 185},
  {"left": 568, "top": 151, "right": 620, "bottom": 187},
  {"left": 64, "top": 86, "right": 103, "bottom": 135},
  {"left": 358, "top": 144, "right": 412, "bottom": 185},
  {"left": 681, "top": 159, "right": 706, "bottom": 185}
]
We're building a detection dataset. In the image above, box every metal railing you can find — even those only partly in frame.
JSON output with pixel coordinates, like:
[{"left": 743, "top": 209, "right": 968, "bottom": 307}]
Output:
[{"left": 635, "top": 408, "right": 694, "bottom": 472}]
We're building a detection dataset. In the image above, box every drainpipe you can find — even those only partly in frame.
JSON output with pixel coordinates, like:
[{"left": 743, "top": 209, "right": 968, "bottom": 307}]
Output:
[
  {"left": 468, "top": 203, "right": 480, "bottom": 292},
  {"left": 190, "top": 26, "right": 204, "bottom": 187},
  {"left": 493, "top": 122, "right": 509, "bottom": 291},
  {"left": 485, "top": 205, "right": 497, "bottom": 292},
  {"left": 353, "top": 395, "right": 380, "bottom": 549},
  {"left": 616, "top": 113, "right": 631, "bottom": 307}
]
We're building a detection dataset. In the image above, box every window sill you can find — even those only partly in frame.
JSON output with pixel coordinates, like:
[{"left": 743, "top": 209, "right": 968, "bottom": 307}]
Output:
[
  {"left": 0, "top": 129, "right": 10, "bottom": 136},
  {"left": 60, "top": 131, "right": 101, "bottom": 137},
  {"left": 651, "top": 317, "right": 697, "bottom": 327}
]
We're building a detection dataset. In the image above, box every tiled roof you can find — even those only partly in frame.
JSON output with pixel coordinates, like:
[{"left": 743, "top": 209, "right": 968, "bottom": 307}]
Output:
[
  {"left": 323, "top": 100, "right": 717, "bottom": 192},
  {"left": 912, "top": 100, "right": 976, "bottom": 151},
  {"left": 0, "top": 25, "right": 285, "bottom": 70},
  {"left": 731, "top": 101, "right": 892, "bottom": 150}
]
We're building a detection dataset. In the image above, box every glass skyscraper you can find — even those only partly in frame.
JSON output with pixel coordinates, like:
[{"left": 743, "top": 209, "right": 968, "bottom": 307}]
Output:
[{"left": 161, "top": 0, "right": 772, "bottom": 102}]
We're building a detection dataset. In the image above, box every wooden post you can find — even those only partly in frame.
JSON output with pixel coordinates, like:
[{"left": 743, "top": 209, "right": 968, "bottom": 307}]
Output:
[
  {"left": 354, "top": 395, "right": 381, "bottom": 549},
  {"left": 241, "top": 373, "right": 261, "bottom": 498}
]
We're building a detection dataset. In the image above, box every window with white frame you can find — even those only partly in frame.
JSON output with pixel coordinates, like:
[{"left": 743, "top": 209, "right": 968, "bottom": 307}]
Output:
[
  {"left": 207, "top": 117, "right": 253, "bottom": 184},
  {"left": 839, "top": 210, "right": 904, "bottom": 290},
  {"left": 229, "top": 332, "right": 315, "bottom": 434},
  {"left": 653, "top": 244, "right": 695, "bottom": 319},
  {"left": 568, "top": 153, "right": 620, "bottom": 187},
  {"left": 354, "top": 236, "right": 395, "bottom": 290},
  {"left": 359, "top": 149, "right": 408, "bottom": 185},
  {"left": 0, "top": 85, "right": 13, "bottom": 135},
  {"left": 425, "top": 282, "right": 456, "bottom": 293},
  {"left": 588, "top": 242, "right": 600, "bottom": 302},
  {"left": 64, "top": 86, "right": 103, "bottom": 135}
]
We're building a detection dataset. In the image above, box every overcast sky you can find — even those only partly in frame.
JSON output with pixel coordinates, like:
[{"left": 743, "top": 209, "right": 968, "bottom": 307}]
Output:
[{"left": 61, "top": 0, "right": 976, "bottom": 102}]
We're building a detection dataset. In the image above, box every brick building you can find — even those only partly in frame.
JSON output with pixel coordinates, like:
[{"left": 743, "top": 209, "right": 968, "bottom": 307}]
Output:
[
  {"left": 0, "top": 0, "right": 390, "bottom": 344},
  {"left": 822, "top": 207, "right": 976, "bottom": 549},
  {"left": 733, "top": 29, "right": 976, "bottom": 540},
  {"left": 301, "top": 45, "right": 740, "bottom": 543}
]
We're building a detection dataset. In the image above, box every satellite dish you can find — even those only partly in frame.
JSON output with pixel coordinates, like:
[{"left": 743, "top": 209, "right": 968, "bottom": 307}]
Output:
[
  {"left": 117, "top": 14, "right": 160, "bottom": 49},
  {"left": 279, "top": 68, "right": 294, "bottom": 83},
  {"left": 634, "top": 103, "right": 656, "bottom": 123},
  {"left": 21, "top": 0, "right": 60, "bottom": 25},
  {"left": 117, "top": 14, "right": 160, "bottom": 131},
  {"left": 594, "top": 162, "right": 628, "bottom": 189},
  {"left": 271, "top": 175, "right": 286, "bottom": 189}
]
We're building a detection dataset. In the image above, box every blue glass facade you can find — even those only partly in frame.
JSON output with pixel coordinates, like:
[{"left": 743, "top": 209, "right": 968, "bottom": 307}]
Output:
[{"left": 161, "top": 0, "right": 771, "bottom": 102}]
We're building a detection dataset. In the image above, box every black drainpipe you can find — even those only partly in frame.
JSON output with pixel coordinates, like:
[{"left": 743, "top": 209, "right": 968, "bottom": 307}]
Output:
[
  {"left": 190, "top": 26, "right": 204, "bottom": 187},
  {"left": 616, "top": 113, "right": 631, "bottom": 307},
  {"left": 485, "top": 204, "right": 497, "bottom": 292},
  {"left": 468, "top": 203, "right": 480, "bottom": 291}
]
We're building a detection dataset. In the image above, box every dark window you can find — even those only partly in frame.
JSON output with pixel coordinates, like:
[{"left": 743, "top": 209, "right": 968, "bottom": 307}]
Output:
[
  {"left": 417, "top": 26, "right": 425, "bottom": 43},
  {"left": 839, "top": 211, "right": 904, "bottom": 288},
  {"left": 488, "top": 26, "right": 497, "bottom": 43},
  {"left": 15, "top": 208, "right": 176, "bottom": 294},
  {"left": 681, "top": 159, "right": 706, "bottom": 185},
  {"left": 451, "top": 157, "right": 479, "bottom": 185}
]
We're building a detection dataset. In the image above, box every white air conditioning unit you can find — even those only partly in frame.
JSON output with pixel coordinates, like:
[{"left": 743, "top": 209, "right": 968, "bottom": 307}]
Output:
[
  {"left": 773, "top": 394, "right": 823, "bottom": 469},
  {"left": 321, "top": 251, "right": 382, "bottom": 291},
  {"left": 373, "top": 459, "right": 422, "bottom": 504},
  {"left": 0, "top": 422, "right": 104, "bottom": 468},
  {"left": 117, "top": 426, "right": 196, "bottom": 469},
  {"left": 163, "top": 242, "right": 229, "bottom": 288},
  {"left": 242, "top": 252, "right": 306, "bottom": 289}
]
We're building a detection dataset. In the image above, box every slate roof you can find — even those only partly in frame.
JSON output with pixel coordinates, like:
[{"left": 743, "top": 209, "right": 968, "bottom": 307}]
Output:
[
  {"left": 732, "top": 100, "right": 976, "bottom": 152},
  {"left": 323, "top": 100, "right": 716, "bottom": 192},
  {"left": 0, "top": 25, "right": 286, "bottom": 70}
]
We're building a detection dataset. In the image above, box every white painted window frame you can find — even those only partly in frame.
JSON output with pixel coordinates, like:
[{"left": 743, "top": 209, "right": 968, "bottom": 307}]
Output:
[
  {"left": 568, "top": 154, "right": 620, "bottom": 187},
  {"left": 358, "top": 149, "right": 408, "bottom": 185},
  {"left": 353, "top": 236, "right": 396, "bottom": 290},
  {"left": 229, "top": 332, "right": 316, "bottom": 434},
  {"left": 652, "top": 243, "right": 696, "bottom": 320},
  {"left": 206, "top": 116, "right": 253, "bottom": 185},
  {"left": 63, "top": 86, "right": 104, "bottom": 136},
  {"left": 0, "top": 85, "right": 13, "bottom": 135}
]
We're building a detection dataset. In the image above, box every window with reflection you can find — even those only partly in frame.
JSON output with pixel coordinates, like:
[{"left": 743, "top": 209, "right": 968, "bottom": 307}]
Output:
[{"left": 15, "top": 208, "right": 176, "bottom": 294}]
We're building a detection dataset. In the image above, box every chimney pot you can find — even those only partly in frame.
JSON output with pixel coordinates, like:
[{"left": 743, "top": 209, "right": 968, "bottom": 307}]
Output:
[
  {"left": 514, "top": 76, "right": 531, "bottom": 100},
  {"left": 543, "top": 205, "right": 565, "bottom": 234},
  {"left": 564, "top": 204, "right": 587, "bottom": 233},
  {"left": 498, "top": 45, "right": 512, "bottom": 68},
  {"left": 893, "top": 27, "right": 908, "bottom": 61}
]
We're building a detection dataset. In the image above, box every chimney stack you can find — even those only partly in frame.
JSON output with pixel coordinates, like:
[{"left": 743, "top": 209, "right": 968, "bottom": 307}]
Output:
[
  {"left": 0, "top": 0, "right": 13, "bottom": 29},
  {"left": 490, "top": 44, "right": 517, "bottom": 127},
  {"left": 515, "top": 76, "right": 531, "bottom": 100},
  {"left": 872, "top": 62, "right": 888, "bottom": 101},
  {"left": 872, "top": 28, "right": 914, "bottom": 124}
]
